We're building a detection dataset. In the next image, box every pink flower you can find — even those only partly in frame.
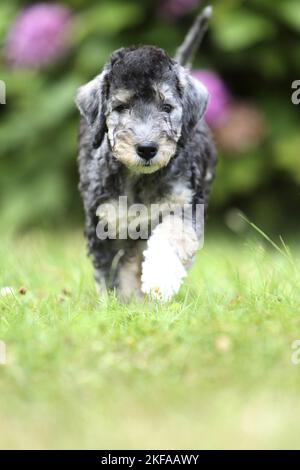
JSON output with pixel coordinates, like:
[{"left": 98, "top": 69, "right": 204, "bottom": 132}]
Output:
[
  {"left": 191, "top": 70, "right": 231, "bottom": 127},
  {"left": 5, "top": 3, "right": 72, "bottom": 69},
  {"left": 159, "top": 0, "right": 199, "bottom": 19},
  {"left": 214, "top": 103, "right": 265, "bottom": 153}
]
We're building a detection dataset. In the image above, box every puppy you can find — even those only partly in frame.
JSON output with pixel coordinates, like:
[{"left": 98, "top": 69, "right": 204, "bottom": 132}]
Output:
[{"left": 75, "top": 7, "right": 216, "bottom": 301}]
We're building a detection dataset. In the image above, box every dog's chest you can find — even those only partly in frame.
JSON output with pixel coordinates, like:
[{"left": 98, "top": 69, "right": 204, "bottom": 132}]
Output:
[{"left": 96, "top": 180, "right": 194, "bottom": 238}]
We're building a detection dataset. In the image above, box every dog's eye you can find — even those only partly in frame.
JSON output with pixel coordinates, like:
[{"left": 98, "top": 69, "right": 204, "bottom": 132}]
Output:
[
  {"left": 114, "top": 104, "right": 129, "bottom": 113},
  {"left": 162, "top": 103, "right": 173, "bottom": 114}
]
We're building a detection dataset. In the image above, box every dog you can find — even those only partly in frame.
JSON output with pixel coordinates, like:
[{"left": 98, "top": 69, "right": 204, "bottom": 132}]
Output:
[{"left": 75, "top": 6, "right": 216, "bottom": 301}]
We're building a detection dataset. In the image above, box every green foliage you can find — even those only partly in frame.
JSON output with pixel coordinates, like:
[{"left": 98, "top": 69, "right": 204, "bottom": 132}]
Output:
[
  {"left": 213, "top": 10, "right": 276, "bottom": 50},
  {"left": 0, "top": 0, "right": 299, "bottom": 231},
  {"left": 274, "top": 0, "right": 300, "bottom": 32}
]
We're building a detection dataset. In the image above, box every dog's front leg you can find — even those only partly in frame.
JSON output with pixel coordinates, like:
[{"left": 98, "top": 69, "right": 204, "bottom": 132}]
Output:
[
  {"left": 118, "top": 243, "right": 145, "bottom": 301},
  {"left": 141, "top": 215, "right": 201, "bottom": 301},
  {"left": 84, "top": 211, "right": 119, "bottom": 293}
]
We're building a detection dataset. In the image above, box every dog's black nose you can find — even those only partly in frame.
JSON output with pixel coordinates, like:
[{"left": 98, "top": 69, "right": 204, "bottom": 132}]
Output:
[{"left": 136, "top": 143, "right": 158, "bottom": 161}]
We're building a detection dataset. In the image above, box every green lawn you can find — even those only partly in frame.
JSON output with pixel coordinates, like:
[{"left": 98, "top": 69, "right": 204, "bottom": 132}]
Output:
[{"left": 0, "top": 229, "right": 300, "bottom": 449}]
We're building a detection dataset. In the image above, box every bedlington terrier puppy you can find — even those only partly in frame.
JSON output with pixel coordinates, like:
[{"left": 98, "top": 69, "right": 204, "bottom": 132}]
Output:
[{"left": 75, "top": 7, "right": 216, "bottom": 301}]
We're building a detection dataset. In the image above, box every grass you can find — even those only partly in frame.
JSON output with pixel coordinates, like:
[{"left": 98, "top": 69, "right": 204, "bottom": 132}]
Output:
[{"left": 0, "top": 229, "right": 300, "bottom": 449}]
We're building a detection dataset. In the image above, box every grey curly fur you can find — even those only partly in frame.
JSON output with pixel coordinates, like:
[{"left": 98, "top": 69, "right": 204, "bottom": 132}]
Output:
[{"left": 75, "top": 14, "right": 216, "bottom": 298}]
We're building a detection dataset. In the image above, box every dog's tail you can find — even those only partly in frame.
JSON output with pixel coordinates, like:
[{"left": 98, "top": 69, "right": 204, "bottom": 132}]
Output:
[{"left": 175, "top": 5, "right": 212, "bottom": 68}]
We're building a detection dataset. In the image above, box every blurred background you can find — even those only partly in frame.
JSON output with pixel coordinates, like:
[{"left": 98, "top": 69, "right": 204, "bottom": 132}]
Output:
[{"left": 0, "top": 0, "right": 299, "bottom": 236}]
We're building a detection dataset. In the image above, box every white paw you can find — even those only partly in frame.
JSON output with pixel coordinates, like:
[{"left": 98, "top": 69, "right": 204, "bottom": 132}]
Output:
[{"left": 141, "top": 239, "right": 186, "bottom": 301}]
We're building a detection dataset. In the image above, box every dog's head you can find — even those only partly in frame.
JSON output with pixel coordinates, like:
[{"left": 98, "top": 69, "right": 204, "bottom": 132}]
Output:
[{"left": 76, "top": 46, "right": 208, "bottom": 173}]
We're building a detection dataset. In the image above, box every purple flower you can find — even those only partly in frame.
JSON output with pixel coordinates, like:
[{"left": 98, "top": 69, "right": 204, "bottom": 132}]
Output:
[
  {"left": 191, "top": 70, "right": 231, "bottom": 126},
  {"left": 159, "top": 0, "right": 199, "bottom": 19},
  {"left": 214, "top": 103, "right": 265, "bottom": 153},
  {"left": 5, "top": 3, "right": 72, "bottom": 69}
]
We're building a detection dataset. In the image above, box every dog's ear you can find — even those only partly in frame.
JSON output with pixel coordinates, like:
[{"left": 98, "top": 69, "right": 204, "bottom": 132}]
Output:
[
  {"left": 109, "top": 47, "right": 128, "bottom": 66},
  {"left": 75, "top": 70, "right": 109, "bottom": 149},
  {"left": 180, "top": 71, "right": 209, "bottom": 140}
]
